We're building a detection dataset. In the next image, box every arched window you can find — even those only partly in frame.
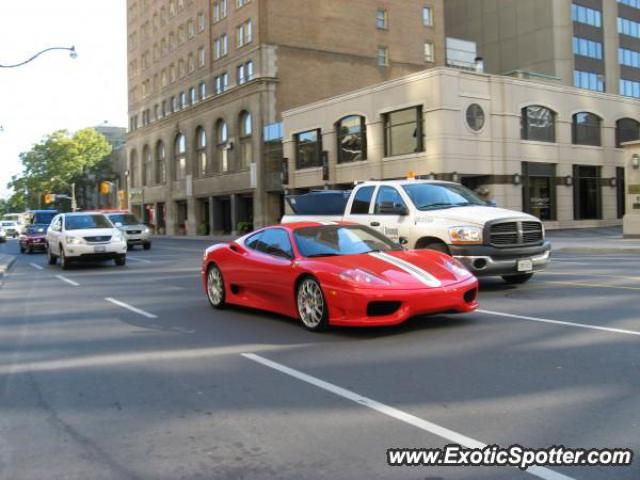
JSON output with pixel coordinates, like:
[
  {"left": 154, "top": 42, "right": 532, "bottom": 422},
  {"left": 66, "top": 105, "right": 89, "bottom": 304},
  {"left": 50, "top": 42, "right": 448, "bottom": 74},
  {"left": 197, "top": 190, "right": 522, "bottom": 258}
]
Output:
[
  {"left": 572, "top": 112, "right": 601, "bottom": 146},
  {"left": 196, "top": 127, "right": 208, "bottom": 176},
  {"left": 216, "top": 119, "right": 229, "bottom": 172},
  {"left": 616, "top": 118, "right": 640, "bottom": 147},
  {"left": 142, "top": 145, "right": 152, "bottom": 186},
  {"left": 129, "top": 150, "right": 138, "bottom": 187},
  {"left": 239, "top": 111, "right": 252, "bottom": 168},
  {"left": 174, "top": 133, "right": 187, "bottom": 180},
  {"left": 521, "top": 106, "right": 556, "bottom": 142},
  {"left": 336, "top": 115, "right": 367, "bottom": 163},
  {"left": 155, "top": 141, "right": 166, "bottom": 184}
]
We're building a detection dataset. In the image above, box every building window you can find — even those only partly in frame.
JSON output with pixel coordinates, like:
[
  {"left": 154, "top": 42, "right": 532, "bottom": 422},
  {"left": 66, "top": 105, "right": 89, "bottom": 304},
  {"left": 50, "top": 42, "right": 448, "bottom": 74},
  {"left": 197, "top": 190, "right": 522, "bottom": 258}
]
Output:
[
  {"left": 521, "top": 106, "right": 555, "bottom": 142},
  {"left": 156, "top": 141, "right": 166, "bottom": 184},
  {"left": 376, "top": 9, "right": 388, "bottom": 29},
  {"left": 142, "top": 146, "right": 152, "bottom": 186},
  {"left": 295, "top": 129, "right": 322, "bottom": 169},
  {"left": 198, "top": 46, "right": 206, "bottom": 67},
  {"left": 188, "top": 53, "right": 195, "bottom": 73},
  {"left": 424, "top": 42, "right": 434, "bottom": 63},
  {"left": 216, "top": 119, "right": 229, "bottom": 172},
  {"left": 620, "top": 78, "right": 640, "bottom": 97},
  {"left": 213, "top": 0, "right": 227, "bottom": 22},
  {"left": 237, "top": 63, "right": 246, "bottom": 84},
  {"left": 466, "top": 104, "right": 485, "bottom": 131},
  {"left": 572, "top": 112, "right": 602, "bottom": 146},
  {"left": 619, "top": 47, "right": 640, "bottom": 68},
  {"left": 377, "top": 46, "right": 388, "bottom": 66},
  {"left": 196, "top": 127, "right": 208, "bottom": 177},
  {"left": 171, "top": 96, "right": 178, "bottom": 112},
  {"left": 616, "top": 118, "right": 640, "bottom": 147},
  {"left": 215, "top": 34, "right": 228, "bottom": 59},
  {"left": 620, "top": 0, "right": 640, "bottom": 8},
  {"left": 236, "top": 20, "right": 252, "bottom": 47},
  {"left": 336, "top": 115, "right": 367, "bottom": 163},
  {"left": 174, "top": 133, "right": 187, "bottom": 180},
  {"left": 190, "top": 87, "right": 197, "bottom": 104},
  {"left": 198, "top": 12, "right": 205, "bottom": 32},
  {"left": 129, "top": 150, "right": 138, "bottom": 187},
  {"left": 573, "top": 37, "right": 603, "bottom": 59},
  {"left": 187, "top": 20, "right": 195, "bottom": 39},
  {"left": 573, "top": 165, "right": 602, "bottom": 220},
  {"left": 237, "top": 0, "right": 250, "bottom": 8},
  {"left": 215, "top": 72, "right": 228, "bottom": 94},
  {"left": 383, "top": 106, "right": 424, "bottom": 157},
  {"left": 618, "top": 17, "right": 640, "bottom": 38},
  {"left": 239, "top": 111, "right": 253, "bottom": 168},
  {"left": 522, "top": 162, "right": 556, "bottom": 221},
  {"left": 423, "top": 6, "right": 433, "bottom": 26},
  {"left": 572, "top": 4, "right": 602, "bottom": 27},
  {"left": 199, "top": 80, "right": 207, "bottom": 99},
  {"left": 246, "top": 60, "right": 254, "bottom": 80},
  {"left": 574, "top": 70, "right": 604, "bottom": 92},
  {"left": 179, "top": 91, "right": 187, "bottom": 109}
]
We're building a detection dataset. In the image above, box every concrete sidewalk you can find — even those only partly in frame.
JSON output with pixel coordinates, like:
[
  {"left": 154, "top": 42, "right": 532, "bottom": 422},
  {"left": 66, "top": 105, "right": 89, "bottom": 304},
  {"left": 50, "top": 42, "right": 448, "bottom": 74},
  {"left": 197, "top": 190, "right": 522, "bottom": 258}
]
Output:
[
  {"left": 0, "top": 254, "right": 17, "bottom": 286},
  {"left": 547, "top": 226, "right": 640, "bottom": 254}
]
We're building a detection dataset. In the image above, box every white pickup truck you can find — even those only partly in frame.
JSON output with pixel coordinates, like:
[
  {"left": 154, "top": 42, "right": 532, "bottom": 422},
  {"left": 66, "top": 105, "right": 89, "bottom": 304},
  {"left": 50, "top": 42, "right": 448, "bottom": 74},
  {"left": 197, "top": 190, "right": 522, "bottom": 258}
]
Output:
[{"left": 281, "top": 180, "right": 551, "bottom": 284}]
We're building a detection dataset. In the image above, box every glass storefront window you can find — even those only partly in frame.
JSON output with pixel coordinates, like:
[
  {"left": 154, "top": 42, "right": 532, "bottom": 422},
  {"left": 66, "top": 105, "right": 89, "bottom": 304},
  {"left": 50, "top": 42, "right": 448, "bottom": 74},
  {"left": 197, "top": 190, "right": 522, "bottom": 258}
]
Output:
[
  {"left": 573, "top": 165, "right": 602, "bottom": 220},
  {"left": 336, "top": 115, "right": 367, "bottom": 163},
  {"left": 521, "top": 106, "right": 556, "bottom": 142},
  {"left": 522, "top": 162, "right": 556, "bottom": 221},
  {"left": 383, "top": 106, "right": 424, "bottom": 156}
]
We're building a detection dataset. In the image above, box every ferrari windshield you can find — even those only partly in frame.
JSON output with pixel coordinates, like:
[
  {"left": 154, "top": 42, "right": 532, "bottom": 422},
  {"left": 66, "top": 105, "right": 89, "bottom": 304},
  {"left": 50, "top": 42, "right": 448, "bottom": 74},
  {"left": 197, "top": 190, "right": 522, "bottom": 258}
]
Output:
[
  {"left": 294, "top": 225, "right": 402, "bottom": 257},
  {"left": 402, "top": 183, "right": 486, "bottom": 210}
]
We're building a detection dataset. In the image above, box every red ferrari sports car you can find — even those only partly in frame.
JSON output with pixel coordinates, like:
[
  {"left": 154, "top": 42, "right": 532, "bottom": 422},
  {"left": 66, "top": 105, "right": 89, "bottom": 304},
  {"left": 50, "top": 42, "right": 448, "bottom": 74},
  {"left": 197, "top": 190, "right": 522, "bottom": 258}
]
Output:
[{"left": 201, "top": 222, "right": 478, "bottom": 331}]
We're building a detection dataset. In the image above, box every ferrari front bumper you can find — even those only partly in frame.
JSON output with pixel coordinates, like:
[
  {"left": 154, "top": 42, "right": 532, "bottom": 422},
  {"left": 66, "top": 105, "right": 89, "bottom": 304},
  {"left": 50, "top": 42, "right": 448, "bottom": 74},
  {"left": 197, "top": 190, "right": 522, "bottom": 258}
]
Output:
[{"left": 325, "top": 276, "right": 478, "bottom": 327}]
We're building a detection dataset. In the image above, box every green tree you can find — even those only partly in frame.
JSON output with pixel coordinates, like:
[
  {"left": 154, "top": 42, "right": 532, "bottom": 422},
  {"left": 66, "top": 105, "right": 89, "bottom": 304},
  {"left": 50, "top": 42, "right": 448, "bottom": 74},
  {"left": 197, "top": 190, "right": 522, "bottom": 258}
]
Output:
[{"left": 7, "top": 128, "right": 112, "bottom": 210}]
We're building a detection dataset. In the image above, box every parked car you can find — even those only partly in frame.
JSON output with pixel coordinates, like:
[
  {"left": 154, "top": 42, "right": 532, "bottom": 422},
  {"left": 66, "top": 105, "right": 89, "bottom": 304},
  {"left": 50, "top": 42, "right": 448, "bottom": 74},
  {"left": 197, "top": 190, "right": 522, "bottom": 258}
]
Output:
[
  {"left": 104, "top": 211, "right": 152, "bottom": 250},
  {"left": 282, "top": 180, "right": 551, "bottom": 284},
  {"left": 46, "top": 212, "right": 127, "bottom": 269},
  {"left": 19, "top": 224, "right": 49, "bottom": 253},
  {"left": 201, "top": 222, "right": 478, "bottom": 331},
  {"left": 0, "top": 221, "right": 20, "bottom": 238},
  {"left": 0, "top": 226, "right": 6, "bottom": 243}
]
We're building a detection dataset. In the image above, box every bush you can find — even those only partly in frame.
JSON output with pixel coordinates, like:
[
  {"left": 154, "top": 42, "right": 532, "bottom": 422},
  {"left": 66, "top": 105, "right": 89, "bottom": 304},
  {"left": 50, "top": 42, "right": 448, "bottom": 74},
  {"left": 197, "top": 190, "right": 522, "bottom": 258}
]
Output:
[{"left": 236, "top": 221, "right": 253, "bottom": 234}]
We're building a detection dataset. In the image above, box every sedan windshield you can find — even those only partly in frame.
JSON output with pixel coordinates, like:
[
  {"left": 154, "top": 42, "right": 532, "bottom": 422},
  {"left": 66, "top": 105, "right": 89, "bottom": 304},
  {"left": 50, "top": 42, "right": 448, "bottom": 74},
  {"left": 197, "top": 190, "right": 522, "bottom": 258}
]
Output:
[
  {"left": 108, "top": 214, "right": 140, "bottom": 226},
  {"left": 65, "top": 215, "right": 112, "bottom": 230},
  {"left": 294, "top": 225, "right": 402, "bottom": 258},
  {"left": 402, "top": 183, "right": 487, "bottom": 210}
]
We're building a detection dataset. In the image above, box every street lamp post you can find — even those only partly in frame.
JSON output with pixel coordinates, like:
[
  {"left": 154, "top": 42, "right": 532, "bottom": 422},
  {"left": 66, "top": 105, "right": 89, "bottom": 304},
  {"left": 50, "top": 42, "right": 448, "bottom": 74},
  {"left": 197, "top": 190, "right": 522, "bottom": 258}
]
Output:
[{"left": 0, "top": 46, "right": 77, "bottom": 68}]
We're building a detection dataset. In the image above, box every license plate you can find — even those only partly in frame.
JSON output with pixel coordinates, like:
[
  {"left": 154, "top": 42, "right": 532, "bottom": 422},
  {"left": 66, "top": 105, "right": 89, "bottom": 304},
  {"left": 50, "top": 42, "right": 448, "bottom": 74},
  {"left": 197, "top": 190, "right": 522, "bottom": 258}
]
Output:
[
  {"left": 517, "top": 259, "right": 533, "bottom": 272},
  {"left": 94, "top": 246, "right": 106, "bottom": 253}
]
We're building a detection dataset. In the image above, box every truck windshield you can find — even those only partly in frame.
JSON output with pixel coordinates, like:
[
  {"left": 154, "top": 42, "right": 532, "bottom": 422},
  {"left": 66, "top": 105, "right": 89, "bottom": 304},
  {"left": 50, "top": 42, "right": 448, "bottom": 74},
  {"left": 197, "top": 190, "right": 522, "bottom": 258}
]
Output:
[
  {"left": 402, "top": 183, "right": 487, "bottom": 211},
  {"left": 294, "top": 225, "right": 401, "bottom": 257}
]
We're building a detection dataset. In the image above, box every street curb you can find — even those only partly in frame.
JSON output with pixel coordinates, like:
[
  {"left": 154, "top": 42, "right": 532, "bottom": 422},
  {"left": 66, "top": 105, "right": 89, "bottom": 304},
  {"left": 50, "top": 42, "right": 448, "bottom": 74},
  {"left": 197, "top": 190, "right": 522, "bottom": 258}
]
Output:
[
  {"left": 555, "top": 247, "right": 640, "bottom": 254},
  {"left": 0, "top": 254, "right": 17, "bottom": 287}
]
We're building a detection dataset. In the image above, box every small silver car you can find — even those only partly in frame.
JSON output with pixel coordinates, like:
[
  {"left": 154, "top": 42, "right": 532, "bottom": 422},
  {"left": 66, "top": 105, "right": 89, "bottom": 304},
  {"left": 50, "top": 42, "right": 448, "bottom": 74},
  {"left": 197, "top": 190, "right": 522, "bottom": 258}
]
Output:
[{"left": 105, "top": 212, "right": 152, "bottom": 250}]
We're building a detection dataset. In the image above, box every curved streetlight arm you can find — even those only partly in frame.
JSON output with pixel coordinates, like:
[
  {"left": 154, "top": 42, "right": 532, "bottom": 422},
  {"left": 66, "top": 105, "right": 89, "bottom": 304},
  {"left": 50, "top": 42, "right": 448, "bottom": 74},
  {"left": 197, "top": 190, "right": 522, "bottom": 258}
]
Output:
[{"left": 0, "top": 46, "right": 77, "bottom": 68}]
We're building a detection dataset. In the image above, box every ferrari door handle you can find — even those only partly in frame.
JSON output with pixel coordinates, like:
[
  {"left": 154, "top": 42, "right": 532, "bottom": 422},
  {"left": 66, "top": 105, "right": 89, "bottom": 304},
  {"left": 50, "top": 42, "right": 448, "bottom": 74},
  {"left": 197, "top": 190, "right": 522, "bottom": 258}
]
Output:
[{"left": 370, "top": 222, "right": 380, "bottom": 227}]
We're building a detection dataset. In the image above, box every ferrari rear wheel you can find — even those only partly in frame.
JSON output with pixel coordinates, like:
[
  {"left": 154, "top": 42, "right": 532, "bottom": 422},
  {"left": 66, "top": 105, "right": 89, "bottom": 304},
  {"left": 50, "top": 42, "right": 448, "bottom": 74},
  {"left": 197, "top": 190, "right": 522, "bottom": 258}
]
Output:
[
  {"left": 207, "top": 264, "right": 226, "bottom": 309},
  {"left": 296, "top": 277, "right": 328, "bottom": 331}
]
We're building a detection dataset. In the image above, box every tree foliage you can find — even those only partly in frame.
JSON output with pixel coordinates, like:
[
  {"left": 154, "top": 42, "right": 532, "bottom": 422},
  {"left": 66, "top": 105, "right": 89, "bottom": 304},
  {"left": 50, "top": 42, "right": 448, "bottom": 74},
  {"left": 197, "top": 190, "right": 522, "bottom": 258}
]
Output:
[{"left": 6, "top": 128, "right": 113, "bottom": 210}]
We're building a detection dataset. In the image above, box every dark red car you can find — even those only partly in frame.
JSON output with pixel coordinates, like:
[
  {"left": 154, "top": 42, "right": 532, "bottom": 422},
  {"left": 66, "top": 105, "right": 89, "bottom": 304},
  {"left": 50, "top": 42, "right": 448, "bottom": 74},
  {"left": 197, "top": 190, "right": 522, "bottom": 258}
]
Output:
[
  {"left": 19, "top": 224, "right": 49, "bottom": 254},
  {"left": 201, "top": 222, "right": 478, "bottom": 331}
]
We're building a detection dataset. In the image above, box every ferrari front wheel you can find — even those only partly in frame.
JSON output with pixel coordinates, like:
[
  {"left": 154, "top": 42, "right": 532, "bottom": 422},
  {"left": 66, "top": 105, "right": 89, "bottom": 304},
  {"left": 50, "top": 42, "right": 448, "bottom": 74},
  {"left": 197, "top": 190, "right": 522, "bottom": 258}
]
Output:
[
  {"left": 206, "top": 264, "right": 226, "bottom": 309},
  {"left": 296, "top": 277, "right": 328, "bottom": 332}
]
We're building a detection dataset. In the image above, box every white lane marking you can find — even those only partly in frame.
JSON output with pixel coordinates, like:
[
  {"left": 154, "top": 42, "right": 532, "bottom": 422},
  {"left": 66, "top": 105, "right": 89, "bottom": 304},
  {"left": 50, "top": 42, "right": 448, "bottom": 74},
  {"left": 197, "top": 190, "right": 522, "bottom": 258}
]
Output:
[
  {"left": 242, "top": 353, "right": 572, "bottom": 480},
  {"left": 478, "top": 309, "right": 640, "bottom": 337},
  {"left": 55, "top": 275, "right": 80, "bottom": 287},
  {"left": 127, "top": 256, "right": 152, "bottom": 263},
  {"left": 369, "top": 251, "right": 442, "bottom": 287},
  {"left": 105, "top": 297, "right": 158, "bottom": 318},
  {"left": 29, "top": 263, "right": 44, "bottom": 270}
]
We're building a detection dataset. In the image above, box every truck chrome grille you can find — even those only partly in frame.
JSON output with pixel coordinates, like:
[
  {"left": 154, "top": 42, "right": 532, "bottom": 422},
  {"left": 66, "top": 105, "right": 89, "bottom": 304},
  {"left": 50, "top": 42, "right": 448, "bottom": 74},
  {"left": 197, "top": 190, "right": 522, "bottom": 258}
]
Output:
[{"left": 489, "top": 221, "right": 543, "bottom": 247}]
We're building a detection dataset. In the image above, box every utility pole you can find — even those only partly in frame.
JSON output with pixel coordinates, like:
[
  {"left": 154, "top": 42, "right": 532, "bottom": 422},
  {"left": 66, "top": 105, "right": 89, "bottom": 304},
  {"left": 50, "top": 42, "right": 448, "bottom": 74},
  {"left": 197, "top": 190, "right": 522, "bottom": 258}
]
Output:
[{"left": 71, "top": 183, "right": 77, "bottom": 212}]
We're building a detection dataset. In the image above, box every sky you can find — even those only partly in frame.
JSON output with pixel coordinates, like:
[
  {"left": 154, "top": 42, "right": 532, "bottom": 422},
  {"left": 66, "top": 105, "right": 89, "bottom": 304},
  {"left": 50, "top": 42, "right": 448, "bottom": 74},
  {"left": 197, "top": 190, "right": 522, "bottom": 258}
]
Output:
[{"left": 0, "top": 1, "right": 127, "bottom": 199}]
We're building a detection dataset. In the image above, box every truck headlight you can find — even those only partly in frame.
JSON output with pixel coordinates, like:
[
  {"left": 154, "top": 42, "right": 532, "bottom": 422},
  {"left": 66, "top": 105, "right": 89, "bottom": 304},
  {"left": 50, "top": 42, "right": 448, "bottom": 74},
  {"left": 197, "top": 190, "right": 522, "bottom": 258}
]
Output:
[{"left": 449, "top": 226, "right": 482, "bottom": 245}]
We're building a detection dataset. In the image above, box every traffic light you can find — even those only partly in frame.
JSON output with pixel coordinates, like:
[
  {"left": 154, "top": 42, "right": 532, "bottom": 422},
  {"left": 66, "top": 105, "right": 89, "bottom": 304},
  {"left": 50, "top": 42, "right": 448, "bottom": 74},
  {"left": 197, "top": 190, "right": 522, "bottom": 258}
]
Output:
[
  {"left": 44, "top": 193, "right": 55, "bottom": 204},
  {"left": 100, "top": 181, "right": 111, "bottom": 195}
]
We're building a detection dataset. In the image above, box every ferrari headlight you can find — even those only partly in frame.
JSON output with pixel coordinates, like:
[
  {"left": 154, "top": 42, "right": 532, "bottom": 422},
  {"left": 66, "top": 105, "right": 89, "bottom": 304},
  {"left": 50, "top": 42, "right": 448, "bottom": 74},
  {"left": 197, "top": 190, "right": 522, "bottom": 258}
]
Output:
[
  {"left": 446, "top": 258, "right": 472, "bottom": 279},
  {"left": 339, "top": 268, "right": 389, "bottom": 286},
  {"left": 449, "top": 226, "right": 482, "bottom": 245},
  {"left": 65, "top": 235, "right": 85, "bottom": 245}
]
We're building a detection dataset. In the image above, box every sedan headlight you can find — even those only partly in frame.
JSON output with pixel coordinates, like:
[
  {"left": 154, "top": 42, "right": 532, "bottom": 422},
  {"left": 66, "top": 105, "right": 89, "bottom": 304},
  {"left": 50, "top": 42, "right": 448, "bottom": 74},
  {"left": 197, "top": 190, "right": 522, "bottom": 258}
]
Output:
[
  {"left": 339, "top": 268, "right": 389, "bottom": 286},
  {"left": 65, "top": 235, "right": 85, "bottom": 245},
  {"left": 143, "top": 226, "right": 150, "bottom": 234},
  {"left": 449, "top": 226, "right": 482, "bottom": 245}
]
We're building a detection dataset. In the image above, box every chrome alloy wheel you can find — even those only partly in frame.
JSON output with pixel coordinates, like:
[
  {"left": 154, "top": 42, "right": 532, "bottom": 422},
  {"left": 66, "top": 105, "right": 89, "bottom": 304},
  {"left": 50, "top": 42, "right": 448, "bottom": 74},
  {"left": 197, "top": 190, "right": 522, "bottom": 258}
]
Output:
[
  {"left": 297, "top": 278, "right": 325, "bottom": 329},
  {"left": 207, "top": 266, "right": 224, "bottom": 306}
]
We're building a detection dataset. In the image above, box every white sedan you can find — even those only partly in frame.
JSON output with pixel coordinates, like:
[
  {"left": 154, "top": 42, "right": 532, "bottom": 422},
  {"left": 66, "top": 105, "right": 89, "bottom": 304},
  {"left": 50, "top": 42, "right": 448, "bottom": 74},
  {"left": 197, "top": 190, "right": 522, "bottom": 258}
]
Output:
[{"left": 46, "top": 212, "right": 127, "bottom": 269}]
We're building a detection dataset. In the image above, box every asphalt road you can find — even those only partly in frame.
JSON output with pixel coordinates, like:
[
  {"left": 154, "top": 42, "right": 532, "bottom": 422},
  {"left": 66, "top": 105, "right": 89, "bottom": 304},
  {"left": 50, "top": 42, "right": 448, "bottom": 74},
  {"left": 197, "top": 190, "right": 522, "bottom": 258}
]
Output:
[{"left": 0, "top": 237, "right": 638, "bottom": 480}]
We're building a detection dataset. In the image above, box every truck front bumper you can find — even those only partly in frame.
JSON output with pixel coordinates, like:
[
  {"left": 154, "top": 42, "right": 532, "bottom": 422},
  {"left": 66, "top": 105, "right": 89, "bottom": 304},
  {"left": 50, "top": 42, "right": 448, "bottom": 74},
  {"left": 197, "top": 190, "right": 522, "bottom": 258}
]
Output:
[{"left": 450, "top": 241, "right": 551, "bottom": 277}]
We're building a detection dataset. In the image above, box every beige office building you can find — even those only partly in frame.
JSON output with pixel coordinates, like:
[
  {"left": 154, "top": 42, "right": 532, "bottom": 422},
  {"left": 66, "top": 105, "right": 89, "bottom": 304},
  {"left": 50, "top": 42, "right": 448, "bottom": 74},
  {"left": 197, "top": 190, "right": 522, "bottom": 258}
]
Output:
[
  {"left": 126, "top": 0, "right": 446, "bottom": 234},
  {"left": 282, "top": 67, "right": 640, "bottom": 228},
  {"left": 445, "top": 0, "right": 640, "bottom": 98}
]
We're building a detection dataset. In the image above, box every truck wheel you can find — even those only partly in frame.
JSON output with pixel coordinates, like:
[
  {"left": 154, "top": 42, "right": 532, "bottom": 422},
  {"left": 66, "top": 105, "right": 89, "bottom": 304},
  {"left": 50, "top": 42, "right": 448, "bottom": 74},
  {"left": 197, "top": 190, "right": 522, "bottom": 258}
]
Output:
[
  {"left": 502, "top": 273, "right": 534, "bottom": 284},
  {"left": 143, "top": 242, "right": 151, "bottom": 250},
  {"left": 417, "top": 239, "right": 450, "bottom": 256}
]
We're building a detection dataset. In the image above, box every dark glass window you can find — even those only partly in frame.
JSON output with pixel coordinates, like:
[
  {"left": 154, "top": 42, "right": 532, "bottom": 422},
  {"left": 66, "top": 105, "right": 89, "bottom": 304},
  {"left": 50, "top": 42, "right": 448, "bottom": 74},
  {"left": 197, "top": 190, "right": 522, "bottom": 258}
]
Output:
[
  {"left": 255, "top": 228, "right": 293, "bottom": 258},
  {"left": 521, "top": 106, "right": 556, "bottom": 142},
  {"left": 466, "top": 104, "right": 485, "bottom": 131},
  {"left": 245, "top": 231, "right": 263, "bottom": 250},
  {"left": 383, "top": 106, "right": 424, "bottom": 156},
  {"left": 615, "top": 118, "right": 640, "bottom": 147},
  {"left": 374, "top": 186, "right": 406, "bottom": 214},
  {"left": 572, "top": 112, "right": 601, "bottom": 146},
  {"left": 573, "top": 165, "right": 602, "bottom": 220},
  {"left": 522, "top": 162, "right": 556, "bottom": 221},
  {"left": 295, "top": 129, "right": 322, "bottom": 169},
  {"left": 350, "top": 186, "right": 375, "bottom": 214},
  {"left": 336, "top": 116, "right": 367, "bottom": 163},
  {"left": 617, "top": 167, "right": 626, "bottom": 219}
]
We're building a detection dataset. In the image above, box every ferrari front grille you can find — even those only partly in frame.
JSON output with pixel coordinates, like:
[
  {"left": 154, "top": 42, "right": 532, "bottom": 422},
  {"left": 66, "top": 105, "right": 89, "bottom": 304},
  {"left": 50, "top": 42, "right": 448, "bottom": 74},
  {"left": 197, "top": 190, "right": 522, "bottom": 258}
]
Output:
[{"left": 367, "top": 301, "right": 402, "bottom": 317}]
